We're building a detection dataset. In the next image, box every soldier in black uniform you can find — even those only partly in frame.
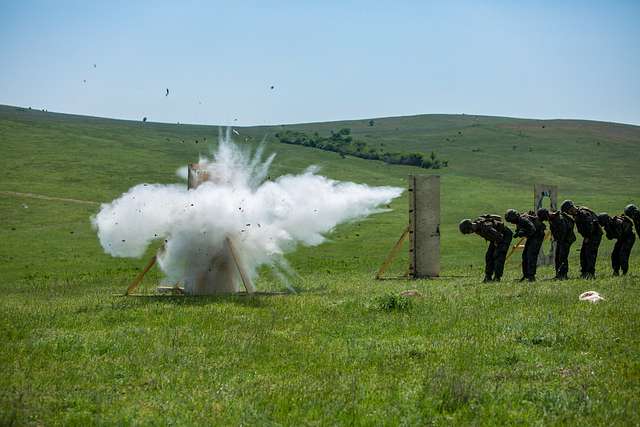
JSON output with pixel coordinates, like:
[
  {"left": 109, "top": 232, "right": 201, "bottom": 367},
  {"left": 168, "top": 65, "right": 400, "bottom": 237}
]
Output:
[
  {"left": 561, "top": 200, "right": 602, "bottom": 279},
  {"left": 624, "top": 204, "right": 640, "bottom": 239},
  {"left": 459, "top": 214, "right": 513, "bottom": 282},
  {"left": 597, "top": 213, "right": 635, "bottom": 276},
  {"left": 537, "top": 208, "right": 576, "bottom": 280},
  {"left": 505, "top": 209, "right": 546, "bottom": 281}
]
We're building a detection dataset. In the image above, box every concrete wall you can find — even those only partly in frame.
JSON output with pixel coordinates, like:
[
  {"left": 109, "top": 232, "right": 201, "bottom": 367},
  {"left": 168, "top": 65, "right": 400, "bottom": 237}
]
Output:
[
  {"left": 408, "top": 175, "right": 440, "bottom": 278},
  {"left": 534, "top": 184, "right": 558, "bottom": 266}
]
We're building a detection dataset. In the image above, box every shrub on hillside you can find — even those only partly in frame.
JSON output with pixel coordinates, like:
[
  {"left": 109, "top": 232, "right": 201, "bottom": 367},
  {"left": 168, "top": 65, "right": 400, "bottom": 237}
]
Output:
[{"left": 274, "top": 129, "right": 448, "bottom": 170}]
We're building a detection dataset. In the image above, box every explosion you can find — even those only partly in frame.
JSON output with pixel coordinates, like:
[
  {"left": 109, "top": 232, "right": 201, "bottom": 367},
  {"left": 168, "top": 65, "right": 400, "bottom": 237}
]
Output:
[{"left": 92, "top": 130, "right": 403, "bottom": 294}]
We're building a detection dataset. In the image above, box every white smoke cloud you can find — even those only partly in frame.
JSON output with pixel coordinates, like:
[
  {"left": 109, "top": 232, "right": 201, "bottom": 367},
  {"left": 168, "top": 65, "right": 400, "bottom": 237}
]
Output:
[{"left": 92, "top": 130, "right": 403, "bottom": 293}]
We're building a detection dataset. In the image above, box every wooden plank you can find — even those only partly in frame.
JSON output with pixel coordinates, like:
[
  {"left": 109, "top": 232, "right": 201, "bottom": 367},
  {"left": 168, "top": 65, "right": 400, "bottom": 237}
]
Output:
[
  {"left": 225, "top": 237, "right": 256, "bottom": 294},
  {"left": 505, "top": 237, "right": 526, "bottom": 261},
  {"left": 375, "top": 226, "right": 410, "bottom": 279},
  {"left": 125, "top": 255, "right": 157, "bottom": 295},
  {"left": 188, "top": 163, "right": 210, "bottom": 189}
]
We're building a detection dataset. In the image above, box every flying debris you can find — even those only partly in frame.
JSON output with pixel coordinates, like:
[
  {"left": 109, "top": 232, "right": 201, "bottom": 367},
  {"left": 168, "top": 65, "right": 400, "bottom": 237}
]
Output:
[
  {"left": 165, "top": 88, "right": 169, "bottom": 97},
  {"left": 142, "top": 117, "right": 147, "bottom": 122},
  {"left": 270, "top": 85, "right": 274, "bottom": 90},
  {"left": 232, "top": 129, "right": 240, "bottom": 136}
]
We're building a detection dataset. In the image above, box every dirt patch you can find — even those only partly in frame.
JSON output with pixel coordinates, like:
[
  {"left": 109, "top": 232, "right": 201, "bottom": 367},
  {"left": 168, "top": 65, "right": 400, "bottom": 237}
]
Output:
[{"left": 0, "top": 191, "right": 99, "bottom": 206}]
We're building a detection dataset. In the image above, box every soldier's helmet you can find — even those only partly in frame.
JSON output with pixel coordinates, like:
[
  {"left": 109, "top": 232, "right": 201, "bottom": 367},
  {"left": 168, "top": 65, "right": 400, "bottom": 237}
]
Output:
[
  {"left": 459, "top": 219, "right": 473, "bottom": 234},
  {"left": 624, "top": 204, "right": 638, "bottom": 217},
  {"left": 504, "top": 209, "right": 519, "bottom": 222},
  {"left": 597, "top": 212, "right": 610, "bottom": 226},
  {"left": 537, "top": 208, "right": 550, "bottom": 221},
  {"left": 560, "top": 200, "right": 575, "bottom": 213}
]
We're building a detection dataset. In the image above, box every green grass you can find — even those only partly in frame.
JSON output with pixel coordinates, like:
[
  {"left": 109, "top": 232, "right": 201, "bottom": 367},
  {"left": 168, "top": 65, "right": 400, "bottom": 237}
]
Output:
[{"left": 1, "top": 104, "right": 639, "bottom": 425}]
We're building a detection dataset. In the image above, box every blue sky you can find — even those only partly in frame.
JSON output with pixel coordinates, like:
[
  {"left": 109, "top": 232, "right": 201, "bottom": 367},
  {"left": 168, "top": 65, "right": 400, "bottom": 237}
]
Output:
[{"left": 1, "top": 1, "right": 639, "bottom": 126}]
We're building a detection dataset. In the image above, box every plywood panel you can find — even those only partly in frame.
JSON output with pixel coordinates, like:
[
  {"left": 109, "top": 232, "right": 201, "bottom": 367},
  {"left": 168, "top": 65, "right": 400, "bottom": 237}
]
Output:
[{"left": 534, "top": 184, "right": 558, "bottom": 266}]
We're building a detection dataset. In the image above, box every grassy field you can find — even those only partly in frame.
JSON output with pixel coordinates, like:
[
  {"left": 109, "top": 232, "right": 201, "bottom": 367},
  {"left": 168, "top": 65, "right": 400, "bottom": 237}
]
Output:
[{"left": 1, "top": 104, "right": 639, "bottom": 425}]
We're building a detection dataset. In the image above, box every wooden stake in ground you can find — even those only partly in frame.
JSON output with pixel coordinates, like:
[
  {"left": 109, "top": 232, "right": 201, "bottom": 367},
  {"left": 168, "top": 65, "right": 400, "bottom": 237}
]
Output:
[
  {"left": 375, "top": 226, "right": 409, "bottom": 279},
  {"left": 125, "top": 255, "right": 157, "bottom": 295},
  {"left": 225, "top": 237, "right": 256, "bottom": 294}
]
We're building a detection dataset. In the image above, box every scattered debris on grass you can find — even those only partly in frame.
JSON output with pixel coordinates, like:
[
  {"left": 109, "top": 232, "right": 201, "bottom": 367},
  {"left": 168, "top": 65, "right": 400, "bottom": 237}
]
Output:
[
  {"left": 400, "top": 289, "right": 422, "bottom": 298},
  {"left": 579, "top": 291, "right": 604, "bottom": 303}
]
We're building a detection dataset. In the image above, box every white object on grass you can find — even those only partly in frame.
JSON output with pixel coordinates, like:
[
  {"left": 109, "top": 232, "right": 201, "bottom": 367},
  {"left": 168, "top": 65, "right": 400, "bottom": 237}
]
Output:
[
  {"left": 579, "top": 291, "right": 605, "bottom": 303},
  {"left": 400, "top": 289, "right": 423, "bottom": 298}
]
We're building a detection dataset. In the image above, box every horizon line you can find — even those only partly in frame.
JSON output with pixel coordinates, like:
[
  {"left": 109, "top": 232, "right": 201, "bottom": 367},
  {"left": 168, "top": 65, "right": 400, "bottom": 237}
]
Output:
[{"left": 2, "top": 103, "right": 639, "bottom": 129}]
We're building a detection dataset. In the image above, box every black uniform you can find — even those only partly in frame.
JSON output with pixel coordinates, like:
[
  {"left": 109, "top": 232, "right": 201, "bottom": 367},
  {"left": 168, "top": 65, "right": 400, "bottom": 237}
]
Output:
[
  {"left": 513, "top": 213, "right": 546, "bottom": 280},
  {"left": 573, "top": 207, "right": 603, "bottom": 278},
  {"left": 547, "top": 211, "right": 576, "bottom": 279},
  {"left": 474, "top": 215, "right": 513, "bottom": 282},
  {"left": 629, "top": 210, "right": 640, "bottom": 240},
  {"left": 602, "top": 215, "right": 635, "bottom": 275}
]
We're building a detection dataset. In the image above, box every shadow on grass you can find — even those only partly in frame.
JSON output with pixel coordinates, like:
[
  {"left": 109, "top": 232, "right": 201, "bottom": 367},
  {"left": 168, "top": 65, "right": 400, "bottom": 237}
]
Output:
[{"left": 110, "top": 286, "right": 329, "bottom": 308}]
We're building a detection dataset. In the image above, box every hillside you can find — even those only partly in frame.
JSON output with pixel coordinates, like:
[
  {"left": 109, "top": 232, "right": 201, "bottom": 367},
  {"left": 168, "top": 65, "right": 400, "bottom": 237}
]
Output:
[
  {"left": 1, "top": 104, "right": 638, "bottom": 281},
  {"left": 3, "top": 105, "right": 638, "bottom": 198}
]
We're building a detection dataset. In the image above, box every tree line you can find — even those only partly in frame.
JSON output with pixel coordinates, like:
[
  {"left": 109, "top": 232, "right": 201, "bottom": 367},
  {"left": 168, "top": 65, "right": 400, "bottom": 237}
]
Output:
[{"left": 274, "top": 128, "right": 448, "bottom": 169}]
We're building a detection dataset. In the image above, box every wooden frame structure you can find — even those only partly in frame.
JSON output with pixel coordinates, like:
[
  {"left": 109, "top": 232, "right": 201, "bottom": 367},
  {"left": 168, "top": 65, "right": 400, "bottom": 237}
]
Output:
[
  {"left": 124, "top": 163, "right": 255, "bottom": 296},
  {"left": 534, "top": 184, "right": 558, "bottom": 266},
  {"left": 124, "top": 238, "right": 255, "bottom": 296},
  {"left": 506, "top": 183, "right": 558, "bottom": 265}
]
